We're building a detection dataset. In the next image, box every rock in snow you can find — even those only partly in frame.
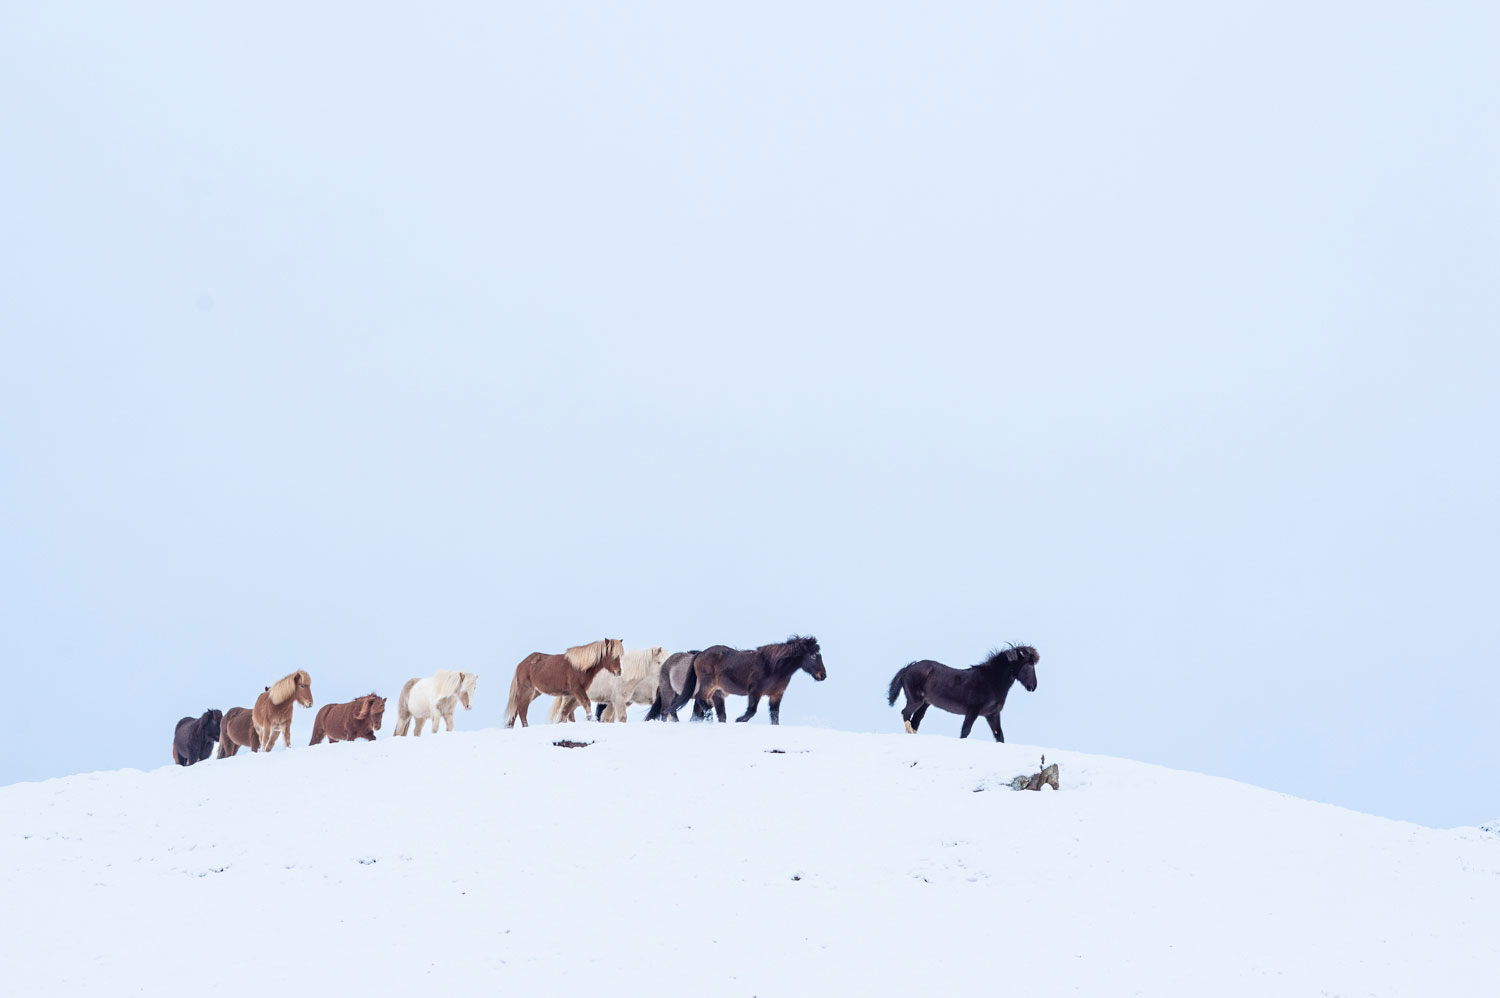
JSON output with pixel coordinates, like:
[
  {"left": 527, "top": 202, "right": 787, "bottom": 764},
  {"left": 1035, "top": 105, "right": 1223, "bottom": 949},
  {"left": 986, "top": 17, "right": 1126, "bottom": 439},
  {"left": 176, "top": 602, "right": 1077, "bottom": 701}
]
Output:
[{"left": 1, "top": 724, "right": 1495, "bottom": 996}]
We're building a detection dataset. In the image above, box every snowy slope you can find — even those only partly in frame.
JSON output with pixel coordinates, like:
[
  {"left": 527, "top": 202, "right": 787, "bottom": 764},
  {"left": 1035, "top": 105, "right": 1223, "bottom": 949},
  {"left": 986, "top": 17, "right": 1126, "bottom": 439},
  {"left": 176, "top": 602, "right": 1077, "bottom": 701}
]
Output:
[{"left": 2, "top": 724, "right": 1495, "bottom": 996}]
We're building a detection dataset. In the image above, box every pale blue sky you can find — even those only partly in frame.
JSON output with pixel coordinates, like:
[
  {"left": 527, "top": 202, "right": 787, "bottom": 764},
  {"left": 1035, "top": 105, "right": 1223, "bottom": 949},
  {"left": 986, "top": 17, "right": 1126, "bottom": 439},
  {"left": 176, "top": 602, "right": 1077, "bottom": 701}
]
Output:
[{"left": 2, "top": 3, "right": 1496, "bottom": 826}]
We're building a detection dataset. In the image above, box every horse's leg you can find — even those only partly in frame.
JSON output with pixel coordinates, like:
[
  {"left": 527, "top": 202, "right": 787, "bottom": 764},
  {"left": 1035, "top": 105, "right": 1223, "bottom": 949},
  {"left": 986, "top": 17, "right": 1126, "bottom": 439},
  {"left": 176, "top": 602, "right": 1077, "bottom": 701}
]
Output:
[
  {"left": 906, "top": 699, "right": 930, "bottom": 732},
  {"left": 516, "top": 686, "right": 537, "bottom": 727},
  {"left": 768, "top": 692, "right": 784, "bottom": 726},
  {"left": 985, "top": 712, "right": 1004, "bottom": 743},
  {"left": 444, "top": 710, "right": 455, "bottom": 732},
  {"left": 736, "top": 685, "right": 763, "bottom": 723},
  {"left": 713, "top": 693, "right": 727, "bottom": 723},
  {"left": 959, "top": 712, "right": 978, "bottom": 738},
  {"left": 415, "top": 716, "right": 426, "bottom": 736}
]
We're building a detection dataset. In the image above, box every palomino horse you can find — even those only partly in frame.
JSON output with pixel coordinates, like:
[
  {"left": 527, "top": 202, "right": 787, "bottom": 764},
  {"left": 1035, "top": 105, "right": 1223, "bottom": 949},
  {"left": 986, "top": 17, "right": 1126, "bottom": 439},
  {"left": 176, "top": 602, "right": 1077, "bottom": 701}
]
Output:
[
  {"left": 550, "top": 645, "right": 669, "bottom": 723},
  {"left": 309, "top": 694, "right": 386, "bottom": 744},
  {"left": 686, "top": 635, "right": 826, "bottom": 724},
  {"left": 393, "top": 671, "right": 477, "bottom": 736},
  {"left": 252, "top": 670, "right": 313, "bottom": 751},
  {"left": 217, "top": 706, "right": 259, "bottom": 757},
  {"left": 505, "top": 639, "right": 623, "bottom": 728},
  {"left": 644, "top": 651, "right": 708, "bottom": 721},
  {"left": 172, "top": 709, "right": 222, "bottom": 766},
  {"left": 886, "top": 645, "right": 1039, "bottom": 741}
]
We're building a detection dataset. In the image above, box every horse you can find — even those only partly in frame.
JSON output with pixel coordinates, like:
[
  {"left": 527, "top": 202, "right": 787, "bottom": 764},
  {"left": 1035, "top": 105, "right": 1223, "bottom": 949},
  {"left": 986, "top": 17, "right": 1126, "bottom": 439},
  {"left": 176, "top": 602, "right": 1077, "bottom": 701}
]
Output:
[
  {"left": 252, "top": 670, "right": 313, "bottom": 751},
  {"left": 689, "top": 635, "right": 826, "bottom": 724},
  {"left": 309, "top": 693, "right": 386, "bottom": 745},
  {"left": 645, "top": 651, "right": 708, "bottom": 722},
  {"left": 550, "top": 645, "right": 669, "bottom": 723},
  {"left": 393, "top": 670, "right": 477, "bottom": 736},
  {"left": 886, "top": 645, "right": 1039, "bottom": 741},
  {"left": 505, "top": 639, "right": 623, "bottom": 728},
  {"left": 217, "top": 706, "right": 260, "bottom": 757},
  {"left": 171, "top": 709, "right": 222, "bottom": 766}
]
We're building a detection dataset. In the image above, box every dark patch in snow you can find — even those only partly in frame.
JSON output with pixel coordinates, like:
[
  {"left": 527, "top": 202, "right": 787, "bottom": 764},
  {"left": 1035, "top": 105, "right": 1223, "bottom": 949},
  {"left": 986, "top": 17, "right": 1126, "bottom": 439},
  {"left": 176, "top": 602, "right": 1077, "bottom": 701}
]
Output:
[{"left": 553, "top": 740, "right": 593, "bottom": 749}]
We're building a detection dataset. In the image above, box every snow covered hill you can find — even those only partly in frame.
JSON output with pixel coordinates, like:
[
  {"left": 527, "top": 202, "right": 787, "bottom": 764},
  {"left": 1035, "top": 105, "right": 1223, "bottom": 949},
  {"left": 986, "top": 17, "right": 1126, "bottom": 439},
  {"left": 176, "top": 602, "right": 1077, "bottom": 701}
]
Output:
[{"left": 3, "top": 724, "right": 1495, "bottom": 996}]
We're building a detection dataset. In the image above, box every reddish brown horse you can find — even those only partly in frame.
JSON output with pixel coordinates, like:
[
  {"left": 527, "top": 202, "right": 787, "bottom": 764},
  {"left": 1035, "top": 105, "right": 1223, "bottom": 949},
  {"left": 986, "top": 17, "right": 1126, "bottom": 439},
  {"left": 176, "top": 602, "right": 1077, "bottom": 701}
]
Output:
[
  {"left": 689, "top": 635, "right": 826, "bottom": 724},
  {"left": 309, "top": 694, "right": 386, "bottom": 745},
  {"left": 252, "top": 670, "right": 313, "bottom": 751},
  {"left": 504, "top": 639, "right": 623, "bottom": 728},
  {"left": 217, "top": 705, "right": 260, "bottom": 757}
]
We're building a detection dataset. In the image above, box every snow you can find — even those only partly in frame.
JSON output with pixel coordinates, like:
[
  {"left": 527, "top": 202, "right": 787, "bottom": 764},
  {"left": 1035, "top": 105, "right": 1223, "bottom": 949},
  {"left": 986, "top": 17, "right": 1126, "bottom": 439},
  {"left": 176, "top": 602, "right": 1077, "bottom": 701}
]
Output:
[{"left": 2, "top": 723, "right": 1495, "bottom": 996}]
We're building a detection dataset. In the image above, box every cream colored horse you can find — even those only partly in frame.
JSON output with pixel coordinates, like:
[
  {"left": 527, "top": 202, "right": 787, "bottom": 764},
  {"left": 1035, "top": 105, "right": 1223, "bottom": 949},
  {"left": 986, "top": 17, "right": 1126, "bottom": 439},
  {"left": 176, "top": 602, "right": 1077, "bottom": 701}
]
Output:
[
  {"left": 550, "top": 645, "right": 669, "bottom": 723},
  {"left": 394, "top": 670, "right": 477, "bottom": 736}
]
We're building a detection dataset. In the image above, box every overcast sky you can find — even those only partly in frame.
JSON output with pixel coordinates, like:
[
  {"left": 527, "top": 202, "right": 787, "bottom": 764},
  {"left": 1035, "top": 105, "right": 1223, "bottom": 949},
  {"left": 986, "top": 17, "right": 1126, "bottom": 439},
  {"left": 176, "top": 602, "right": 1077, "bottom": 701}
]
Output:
[{"left": 2, "top": 3, "right": 1495, "bottom": 827}]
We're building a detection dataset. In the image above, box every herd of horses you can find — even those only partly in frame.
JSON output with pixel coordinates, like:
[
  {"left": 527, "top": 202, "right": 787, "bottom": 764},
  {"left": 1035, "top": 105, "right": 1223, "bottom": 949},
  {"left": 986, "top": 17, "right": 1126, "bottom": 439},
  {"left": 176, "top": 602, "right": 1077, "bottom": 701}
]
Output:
[{"left": 170, "top": 636, "right": 1041, "bottom": 767}]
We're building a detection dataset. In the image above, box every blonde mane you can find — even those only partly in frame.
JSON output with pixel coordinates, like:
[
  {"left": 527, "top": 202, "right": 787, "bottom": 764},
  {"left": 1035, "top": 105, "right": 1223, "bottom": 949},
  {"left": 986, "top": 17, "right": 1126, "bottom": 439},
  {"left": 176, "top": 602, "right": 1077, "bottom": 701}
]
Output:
[
  {"left": 431, "top": 669, "right": 462, "bottom": 699},
  {"left": 564, "top": 638, "right": 623, "bottom": 672},
  {"left": 267, "top": 670, "right": 310, "bottom": 706}
]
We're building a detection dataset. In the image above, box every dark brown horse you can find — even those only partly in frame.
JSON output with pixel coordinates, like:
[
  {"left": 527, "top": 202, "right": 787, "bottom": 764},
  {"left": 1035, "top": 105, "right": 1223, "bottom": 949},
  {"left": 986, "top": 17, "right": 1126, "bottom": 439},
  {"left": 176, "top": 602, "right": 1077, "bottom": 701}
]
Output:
[
  {"left": 688, "top": 635, "right": 826, "bottom": 724},
  {"left": 172, "top": 709, "right": 222, "bottom": 766},
  {"left": 887, "top": 645, "right": 1039, "bottom": 741},
  {"left": 252, "top": 670, "right": 313, "bottom": 751},
  {"left": 217, "top": 705, "right": 260, "bottom": 757},
  {"left": 504, "top": 639, "right": 623, "bottom": 728},
  {"left": 309, "top": 694, "right": 386, "bottom": 745}
]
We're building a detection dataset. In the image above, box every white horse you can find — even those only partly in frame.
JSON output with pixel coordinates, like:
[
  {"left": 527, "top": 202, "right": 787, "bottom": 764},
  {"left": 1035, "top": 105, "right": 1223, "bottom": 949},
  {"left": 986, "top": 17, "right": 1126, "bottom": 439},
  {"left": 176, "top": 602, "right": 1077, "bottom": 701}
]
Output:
[
  {"left": 550, "top": 646, "right": 669, "bottom": 723},
  {"left": 394, "top": 670, "right": 478, "bottom": 736}
]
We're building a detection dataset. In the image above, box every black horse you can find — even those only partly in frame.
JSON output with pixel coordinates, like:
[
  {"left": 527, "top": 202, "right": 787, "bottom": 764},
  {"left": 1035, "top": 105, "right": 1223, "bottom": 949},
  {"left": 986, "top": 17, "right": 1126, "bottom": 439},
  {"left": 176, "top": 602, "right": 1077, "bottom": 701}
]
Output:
[
  {"left": 172, "top": 709, "right": 223, "bottom": 766},
  {"left": 886, "top": 645, "right": 1039, "bottom": 741},
  {"left": 682, "top": 636, "right": 826, "bottom": 724}
]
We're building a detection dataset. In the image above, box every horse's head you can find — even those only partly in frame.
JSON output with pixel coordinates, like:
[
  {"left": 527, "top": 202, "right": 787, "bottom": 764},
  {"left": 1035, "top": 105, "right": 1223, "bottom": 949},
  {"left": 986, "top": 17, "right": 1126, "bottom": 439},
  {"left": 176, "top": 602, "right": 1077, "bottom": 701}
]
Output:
[
  {"left": 789, "top": 635, "right": 826, "bottom": 681},
  {"left": 650, "top": 646, "right": 669, "bottom": 669},
  {"left": 295, "top": 671, "right": 314, "bottom": 708},
  {"left": 1010, "top": 645, "right": 1039, "bottom": 692},
  {"left": 458, "top": 672, "right": 477, "bottom": 709},
  {"left": 202, "top": 709, "right": 223, "bottom": 740},
  {"left": 604, "top": 639, "right": 624, "bottom": 676},
  {"left": 357, "top": 695, "right": 387, "bottom": 730}
]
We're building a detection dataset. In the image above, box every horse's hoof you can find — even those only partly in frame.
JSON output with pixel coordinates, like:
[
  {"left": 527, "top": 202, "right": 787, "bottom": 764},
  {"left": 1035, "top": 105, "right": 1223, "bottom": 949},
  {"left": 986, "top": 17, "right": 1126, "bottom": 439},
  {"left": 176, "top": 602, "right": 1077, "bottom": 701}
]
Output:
[{"left": 904, "top": 720, "right": 915, "bottom": 734}]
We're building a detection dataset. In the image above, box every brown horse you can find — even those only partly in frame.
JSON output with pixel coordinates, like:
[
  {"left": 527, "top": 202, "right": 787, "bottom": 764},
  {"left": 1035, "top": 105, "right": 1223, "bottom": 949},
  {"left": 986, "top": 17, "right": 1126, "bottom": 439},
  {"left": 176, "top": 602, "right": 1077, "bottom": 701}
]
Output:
[
  {"left": 689, "top": 635, "right": 826, "bottom": 724},
  {"left": 309, "top": 693, "right": 386, "bottom": 745},
  {"left": 217, "top": 705, "right": 260, "bottom": 757},
  {"left": 252, "top": 670, "right": 313, "bottom": 751},
  {"left": 504, "top": 639, "right": 623, "bottom": 728}
]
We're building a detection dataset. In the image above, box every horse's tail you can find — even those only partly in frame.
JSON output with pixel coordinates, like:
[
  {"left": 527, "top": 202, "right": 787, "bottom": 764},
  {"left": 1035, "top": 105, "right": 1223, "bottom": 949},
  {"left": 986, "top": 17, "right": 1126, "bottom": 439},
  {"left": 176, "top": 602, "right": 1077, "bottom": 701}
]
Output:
[
  {"left": 887, "top": 665, "right": 911, "bottom": 706},
  {"left": 394, "top": 677, "right": 418, "bottom": 736},
  {"left": 644, "top": 690, "right": 663, "bottom": 722},
  {"left": 505, "top": 668, "right": 524, "bottom": 728},
  {"left": 547, "top": 696, "right": 570, "bottom": 724}
]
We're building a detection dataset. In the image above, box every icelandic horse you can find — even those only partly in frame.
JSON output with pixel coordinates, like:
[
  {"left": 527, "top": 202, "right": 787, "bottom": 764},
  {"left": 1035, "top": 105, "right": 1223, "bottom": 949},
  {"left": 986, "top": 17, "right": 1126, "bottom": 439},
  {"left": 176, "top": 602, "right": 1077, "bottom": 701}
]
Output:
[
  {"left": 393, "top": 670, "right": 477, "bottom": 736},
  {"left": 505, "top": 639, "right": 623, "bottom": 728},
  {"left": 251, "top": 670, "right": 313, "bottom": 751}
]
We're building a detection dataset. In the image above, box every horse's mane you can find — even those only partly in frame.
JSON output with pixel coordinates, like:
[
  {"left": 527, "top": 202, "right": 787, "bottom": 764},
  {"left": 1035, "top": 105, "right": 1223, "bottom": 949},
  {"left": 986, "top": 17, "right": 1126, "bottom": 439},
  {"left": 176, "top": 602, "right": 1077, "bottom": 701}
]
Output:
[
  {"left": 760, "top": 634, "right": 820, "bottom": 666},
  {"left": 980, "top": 644, "right": 1038, "bottom": 670},
  {"left": 564, "top": 638, "right": 623, "bottom": 671},
  {"left": 267, "top": 670, "right": 310, "bottom": 706},
  {"left": 457, "top": 671, "right": 477, "bottom": 696},
  {"left": 431, "top": 670, "right": 462, "bottom": 698}
]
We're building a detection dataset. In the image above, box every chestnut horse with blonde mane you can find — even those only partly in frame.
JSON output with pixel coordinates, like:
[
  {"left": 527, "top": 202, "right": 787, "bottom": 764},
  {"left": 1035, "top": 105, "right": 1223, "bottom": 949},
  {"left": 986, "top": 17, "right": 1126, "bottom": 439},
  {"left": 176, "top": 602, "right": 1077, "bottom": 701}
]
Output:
[
  {"left": 252, "top": 670, "right": 313, "bottom": 751},
  {"left": 505, "top": 639, "right": 623, "bottom": 728}
]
